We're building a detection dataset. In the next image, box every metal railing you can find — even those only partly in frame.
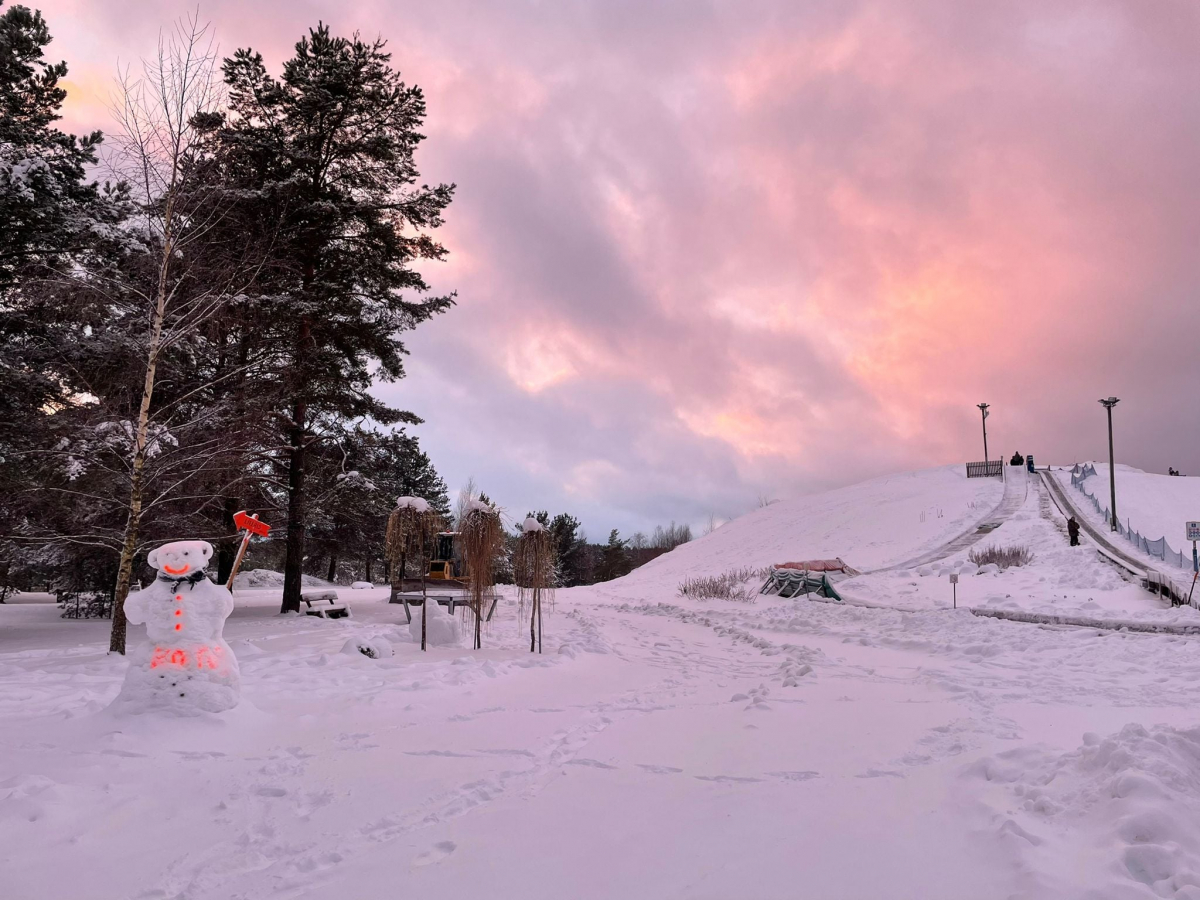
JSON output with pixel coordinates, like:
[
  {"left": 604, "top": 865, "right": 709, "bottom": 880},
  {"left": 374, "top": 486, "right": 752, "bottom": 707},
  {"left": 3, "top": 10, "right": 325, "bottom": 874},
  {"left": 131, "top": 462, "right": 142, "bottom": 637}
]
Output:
[
  {"left": 1068, "top": 464, "right": 1194, "bottom": 571},
  {"left": 966, "top": 460, "right": 1003, "bottom": 478}
]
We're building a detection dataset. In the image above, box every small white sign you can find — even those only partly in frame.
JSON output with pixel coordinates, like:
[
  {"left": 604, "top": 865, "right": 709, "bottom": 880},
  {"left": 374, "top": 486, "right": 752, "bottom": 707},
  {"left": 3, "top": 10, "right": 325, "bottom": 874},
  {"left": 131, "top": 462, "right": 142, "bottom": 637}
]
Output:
[
  {"left": 1188, "top": 522, "right": 1200, "bottom": 542},
  {"left": 949, "top": 574, "right": 959, "bottom": 584}
]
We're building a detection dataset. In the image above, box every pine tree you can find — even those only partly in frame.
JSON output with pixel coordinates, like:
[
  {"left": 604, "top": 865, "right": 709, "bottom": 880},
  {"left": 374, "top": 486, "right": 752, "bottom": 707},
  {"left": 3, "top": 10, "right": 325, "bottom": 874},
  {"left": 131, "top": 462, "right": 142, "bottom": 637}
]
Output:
[
  {"left": 0, "top": 1, "right": 116, "bottom": 287},
  {"left": 597, "top": 529, "right": 631, "bottom": 582},
  {"left": 214, "top": 25, "right": 456, "bottom": 613}
]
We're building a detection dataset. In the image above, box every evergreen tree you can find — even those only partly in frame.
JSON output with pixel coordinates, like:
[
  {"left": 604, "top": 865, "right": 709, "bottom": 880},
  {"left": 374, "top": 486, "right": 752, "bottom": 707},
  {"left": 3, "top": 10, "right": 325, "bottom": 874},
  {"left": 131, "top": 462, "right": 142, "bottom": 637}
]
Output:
[
  {"left": 214, "top": 25, "right": 456, "bottom": 612},
  {"left": 596, "top": 529, "right": 631, "bottom": 582},
  {"left": 548, "top": 512, "right": 594, "bottom": 587},
  {"left": 0, "top": 1, "right": 116, "bottom": 287},
  {"left": 305, "top": 427, "right": 450, "bottom": 583}
]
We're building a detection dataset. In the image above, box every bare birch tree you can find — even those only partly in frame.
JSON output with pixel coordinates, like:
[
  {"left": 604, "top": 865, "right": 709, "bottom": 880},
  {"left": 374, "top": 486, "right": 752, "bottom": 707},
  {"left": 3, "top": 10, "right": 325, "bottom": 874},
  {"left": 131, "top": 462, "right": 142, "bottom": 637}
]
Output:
[{"left": 104, "top": 15, "right": 231, "bottom": 654}]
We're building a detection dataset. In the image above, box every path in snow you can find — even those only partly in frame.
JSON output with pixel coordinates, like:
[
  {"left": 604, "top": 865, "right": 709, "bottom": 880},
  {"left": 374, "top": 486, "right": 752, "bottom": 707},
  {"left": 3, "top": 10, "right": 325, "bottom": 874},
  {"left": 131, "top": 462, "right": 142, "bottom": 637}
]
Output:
[{"left": 879, "top": 464, "right": 1029, "bottom": 571}]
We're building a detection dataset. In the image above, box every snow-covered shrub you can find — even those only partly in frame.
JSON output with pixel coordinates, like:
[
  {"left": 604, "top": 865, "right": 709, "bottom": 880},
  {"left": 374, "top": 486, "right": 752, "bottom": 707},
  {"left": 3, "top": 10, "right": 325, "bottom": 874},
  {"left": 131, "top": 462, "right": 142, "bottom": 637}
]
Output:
[
  {"left": 340, "top": 637, "right": 394, "bottom": 659},
  {"left": 969, "top": 545, "right": 1034, "bottom": 570}
]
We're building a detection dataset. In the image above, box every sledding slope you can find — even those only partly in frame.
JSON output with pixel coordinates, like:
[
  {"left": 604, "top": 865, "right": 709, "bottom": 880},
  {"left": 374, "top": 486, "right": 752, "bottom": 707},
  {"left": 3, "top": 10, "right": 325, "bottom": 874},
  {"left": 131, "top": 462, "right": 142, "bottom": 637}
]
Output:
[{"left": 620, "top": 464, "right": 1004, "bottom": 586}]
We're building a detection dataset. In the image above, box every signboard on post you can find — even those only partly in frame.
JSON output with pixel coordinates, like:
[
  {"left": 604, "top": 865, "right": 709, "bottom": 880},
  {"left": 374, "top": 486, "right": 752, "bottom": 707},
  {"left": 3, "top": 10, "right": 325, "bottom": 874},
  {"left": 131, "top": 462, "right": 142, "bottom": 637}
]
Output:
[
  {"left": 1187, "top": 522, "right": 1200, "bottom": 542},
  {"left": 949, "top": 573, "right": 959, "bottom": 609},
  {"left": 226, "top": 511, "right": 271, "bottom": 592}
]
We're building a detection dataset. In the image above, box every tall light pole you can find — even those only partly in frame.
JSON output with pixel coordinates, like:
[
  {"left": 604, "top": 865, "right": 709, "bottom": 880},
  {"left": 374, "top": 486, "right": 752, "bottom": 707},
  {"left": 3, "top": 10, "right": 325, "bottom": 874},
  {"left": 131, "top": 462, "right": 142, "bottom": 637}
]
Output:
[
  {"left": 977, "top": 403, "right": 990, "bottom": 463},
  {"left": 1099, "top": 397, "right": 1119, "bottom": 531}
]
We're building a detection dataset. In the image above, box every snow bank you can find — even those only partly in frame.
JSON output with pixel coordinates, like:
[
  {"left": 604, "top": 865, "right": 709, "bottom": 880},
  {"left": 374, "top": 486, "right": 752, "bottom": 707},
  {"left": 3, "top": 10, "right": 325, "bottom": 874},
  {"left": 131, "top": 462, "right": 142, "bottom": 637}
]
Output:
[
  {"left": 237, "top": 569, "right": 331, "bottom": 589},
  {"left": 969, "top": 723, "right": 1200, "bottom": 897}
]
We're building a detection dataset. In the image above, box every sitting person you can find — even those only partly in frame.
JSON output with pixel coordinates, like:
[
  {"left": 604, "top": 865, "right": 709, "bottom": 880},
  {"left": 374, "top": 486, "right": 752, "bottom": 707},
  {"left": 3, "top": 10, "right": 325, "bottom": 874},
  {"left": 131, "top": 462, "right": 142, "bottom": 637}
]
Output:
[{"left": 1010, "top": 451, "right": 1024, "bottom": 466}]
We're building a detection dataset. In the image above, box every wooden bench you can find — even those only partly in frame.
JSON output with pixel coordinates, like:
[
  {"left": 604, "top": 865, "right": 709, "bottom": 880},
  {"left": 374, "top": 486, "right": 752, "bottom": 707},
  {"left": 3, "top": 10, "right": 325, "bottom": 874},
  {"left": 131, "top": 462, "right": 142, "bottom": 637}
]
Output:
[{"left": 301, "top": 590, "right": 351, "bottom": 619}]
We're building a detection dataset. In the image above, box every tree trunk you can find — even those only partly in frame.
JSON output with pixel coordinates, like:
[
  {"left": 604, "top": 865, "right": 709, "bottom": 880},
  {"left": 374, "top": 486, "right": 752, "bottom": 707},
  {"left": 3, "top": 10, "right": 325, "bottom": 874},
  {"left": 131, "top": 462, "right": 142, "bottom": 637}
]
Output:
[
  {"left": 281, "top": 397, "right": 308, "bottom": 612},
  {"left": 109, "top": 204, "right": 174, "bottom": 653},
  {"left": 326, "top": 551, "right": 337, "bottom": 584},
  {"left": 365, "top": 557, "right": 372, "bottom": 583},
  {"left": 216, "top": 496, "right": 240, "bottom": 584}
]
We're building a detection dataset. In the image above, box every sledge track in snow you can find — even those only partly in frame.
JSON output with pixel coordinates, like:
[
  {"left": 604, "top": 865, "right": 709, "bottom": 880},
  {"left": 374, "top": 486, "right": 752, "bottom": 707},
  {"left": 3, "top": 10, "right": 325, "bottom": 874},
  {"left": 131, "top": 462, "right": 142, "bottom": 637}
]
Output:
[{"left": 872, "top": 465, "right": 1029, "bottom": 573}]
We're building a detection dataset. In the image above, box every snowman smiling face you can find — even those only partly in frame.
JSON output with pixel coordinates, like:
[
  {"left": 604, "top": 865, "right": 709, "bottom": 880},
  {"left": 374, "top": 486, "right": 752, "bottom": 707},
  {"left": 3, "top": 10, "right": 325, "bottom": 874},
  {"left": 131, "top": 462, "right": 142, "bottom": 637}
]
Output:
[{"left": 148, "top": 541, "right": 213, "bottom": 578}]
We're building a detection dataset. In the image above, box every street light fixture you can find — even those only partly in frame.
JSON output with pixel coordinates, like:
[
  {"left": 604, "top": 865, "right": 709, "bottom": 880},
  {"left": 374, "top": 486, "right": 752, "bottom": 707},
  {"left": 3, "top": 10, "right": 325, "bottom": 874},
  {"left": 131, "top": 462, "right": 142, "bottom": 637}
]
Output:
[
  {"left": 1099, "top": 397, "right": 1119, "bottom": 531},
  {"left": 976, "top": 403, "right": 990, "bottom": 464}
]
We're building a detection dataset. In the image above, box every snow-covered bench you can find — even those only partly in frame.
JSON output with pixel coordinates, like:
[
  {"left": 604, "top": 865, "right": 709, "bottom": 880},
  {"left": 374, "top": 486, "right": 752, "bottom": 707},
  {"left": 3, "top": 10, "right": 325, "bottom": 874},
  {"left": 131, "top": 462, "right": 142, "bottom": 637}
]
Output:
[{"left": 301, "top": 590, "right": 351, "bottom": 619}]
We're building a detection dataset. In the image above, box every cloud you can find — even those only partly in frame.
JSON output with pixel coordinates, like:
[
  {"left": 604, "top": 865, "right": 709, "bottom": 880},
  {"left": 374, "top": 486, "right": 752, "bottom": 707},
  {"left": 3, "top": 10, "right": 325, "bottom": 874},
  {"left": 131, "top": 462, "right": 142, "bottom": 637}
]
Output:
[{"left": 41, "top": 0, "right": 1200, "bottom": 533}]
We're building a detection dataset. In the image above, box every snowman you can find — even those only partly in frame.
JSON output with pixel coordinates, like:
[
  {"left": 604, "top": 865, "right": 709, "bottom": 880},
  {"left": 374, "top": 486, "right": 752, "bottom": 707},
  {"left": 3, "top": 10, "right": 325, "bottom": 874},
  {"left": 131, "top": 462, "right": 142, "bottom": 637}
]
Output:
[{"left": 111, "top": 540, "right": 240, "bottom": 715}]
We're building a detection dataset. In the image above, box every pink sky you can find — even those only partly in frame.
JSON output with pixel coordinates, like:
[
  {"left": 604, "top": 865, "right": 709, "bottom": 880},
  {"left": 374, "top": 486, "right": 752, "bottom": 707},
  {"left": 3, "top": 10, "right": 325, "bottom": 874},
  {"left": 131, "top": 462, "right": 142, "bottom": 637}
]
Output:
[{"left": 37, "top": 0, "right": 1200, "bottom": 536}]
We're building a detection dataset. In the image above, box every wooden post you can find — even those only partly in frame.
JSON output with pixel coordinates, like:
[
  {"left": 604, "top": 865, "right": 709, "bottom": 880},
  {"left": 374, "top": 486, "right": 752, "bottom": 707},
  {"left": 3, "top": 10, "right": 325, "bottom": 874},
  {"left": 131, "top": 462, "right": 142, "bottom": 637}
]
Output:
[
  {"left": 226, "top": 530, "right": 253, "bottom": 593},
  {"left": 227, "top": 511, "right": 270, "bottom": 593}
]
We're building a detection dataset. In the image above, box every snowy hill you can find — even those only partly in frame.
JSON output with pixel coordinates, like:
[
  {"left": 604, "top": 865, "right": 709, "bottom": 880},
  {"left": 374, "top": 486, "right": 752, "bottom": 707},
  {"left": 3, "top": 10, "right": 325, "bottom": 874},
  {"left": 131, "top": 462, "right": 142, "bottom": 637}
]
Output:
[
  {"left": 1065, "top": 463, "right": 1200, "bottom": 549},
  {"left": 621, "top": 464, "right": 1004, "bottom": 585}
]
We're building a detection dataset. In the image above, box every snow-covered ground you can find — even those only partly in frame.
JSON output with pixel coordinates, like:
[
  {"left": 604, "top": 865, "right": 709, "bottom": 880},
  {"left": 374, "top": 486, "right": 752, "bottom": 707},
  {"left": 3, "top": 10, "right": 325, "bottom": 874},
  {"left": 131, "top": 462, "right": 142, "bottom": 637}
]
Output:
[
  {"left": 5, "top": 465, "right": 1200, "bottom": 899},
  {"left": 624, "top": 464, "right": 1005, "bottom": 583},
  {"left": 1059, "top": 464, "right": 1200, "bottom": 560}
]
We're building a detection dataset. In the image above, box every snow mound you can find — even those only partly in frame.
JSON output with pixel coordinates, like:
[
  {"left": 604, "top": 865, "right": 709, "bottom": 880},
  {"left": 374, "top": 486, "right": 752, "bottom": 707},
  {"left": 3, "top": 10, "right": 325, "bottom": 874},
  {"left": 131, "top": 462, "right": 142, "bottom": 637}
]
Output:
[
  {"left": 350, "top": 581, "right": 373, "bottom": 590},
  {"left": 969, "top": 723, "right": 1200, "bottom": 897},
  {"left": 238, "top": 569, "right": 331, "bottom": 589},
  {"left": 340, "top": 637, "right": 394, "bottom": 659},
  {"left": 409, "top": 601, "right": 461, "bottom": 646},
  {"left": 395, "top": 495, "right": 430, "bottom": 513}
]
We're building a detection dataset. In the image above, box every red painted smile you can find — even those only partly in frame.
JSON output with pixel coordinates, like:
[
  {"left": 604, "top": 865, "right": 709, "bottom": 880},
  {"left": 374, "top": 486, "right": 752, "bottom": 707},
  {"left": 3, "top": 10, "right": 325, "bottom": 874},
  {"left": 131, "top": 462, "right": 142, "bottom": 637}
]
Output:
[{"left": 162, "top": 564, "right": 190, "bottom": 575}]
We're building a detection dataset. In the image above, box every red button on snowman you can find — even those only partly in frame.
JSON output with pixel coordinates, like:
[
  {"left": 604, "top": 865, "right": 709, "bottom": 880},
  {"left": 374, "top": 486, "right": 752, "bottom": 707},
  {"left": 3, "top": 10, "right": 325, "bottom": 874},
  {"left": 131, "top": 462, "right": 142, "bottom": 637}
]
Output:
[{"left": 112, "top": 540, "right": 240, "bottom": 715}]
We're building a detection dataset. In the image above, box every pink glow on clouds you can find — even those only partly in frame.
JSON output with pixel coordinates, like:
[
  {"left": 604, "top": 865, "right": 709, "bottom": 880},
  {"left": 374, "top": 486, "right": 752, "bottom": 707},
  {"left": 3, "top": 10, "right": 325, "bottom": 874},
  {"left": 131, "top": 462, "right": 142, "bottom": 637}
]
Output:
[{"left": 36, "top": 0, "right": 1200, "bottom": 533}]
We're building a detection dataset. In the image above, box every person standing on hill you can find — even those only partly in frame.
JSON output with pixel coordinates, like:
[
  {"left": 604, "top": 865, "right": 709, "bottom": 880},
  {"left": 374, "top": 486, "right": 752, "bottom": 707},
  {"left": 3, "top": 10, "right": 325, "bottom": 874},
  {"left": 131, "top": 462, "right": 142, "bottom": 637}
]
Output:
[{"left": 1067, "top": 516, "right": 1080, "bottom": 547}]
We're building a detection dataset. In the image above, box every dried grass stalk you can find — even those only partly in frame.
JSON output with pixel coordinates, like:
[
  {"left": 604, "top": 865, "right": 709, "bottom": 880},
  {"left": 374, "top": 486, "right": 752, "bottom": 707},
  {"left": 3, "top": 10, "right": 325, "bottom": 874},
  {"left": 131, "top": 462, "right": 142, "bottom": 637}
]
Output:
[
  {"left": 515, "top": 529, "right": 555, "bottom": 653},
  {"left": 460, "top": 508, "right": 502, "bottom": 650}
]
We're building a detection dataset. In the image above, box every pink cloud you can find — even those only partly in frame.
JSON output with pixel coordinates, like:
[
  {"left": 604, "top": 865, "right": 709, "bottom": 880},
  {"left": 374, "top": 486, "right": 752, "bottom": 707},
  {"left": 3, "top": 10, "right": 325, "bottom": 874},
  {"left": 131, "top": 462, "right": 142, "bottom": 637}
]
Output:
[{"left": 36, "top": 0, "right": 1200, "bottom": 533}]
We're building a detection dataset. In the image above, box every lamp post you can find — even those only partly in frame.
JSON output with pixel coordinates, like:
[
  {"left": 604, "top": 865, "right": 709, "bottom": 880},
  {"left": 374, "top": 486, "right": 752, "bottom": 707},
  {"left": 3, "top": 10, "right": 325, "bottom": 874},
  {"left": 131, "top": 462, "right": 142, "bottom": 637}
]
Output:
[
  {"left": 977, "top": 403, "right": 990, "bottom": 464},
  {"left": 1099, "top": 397, "right": 1119, "bottom": 531}
]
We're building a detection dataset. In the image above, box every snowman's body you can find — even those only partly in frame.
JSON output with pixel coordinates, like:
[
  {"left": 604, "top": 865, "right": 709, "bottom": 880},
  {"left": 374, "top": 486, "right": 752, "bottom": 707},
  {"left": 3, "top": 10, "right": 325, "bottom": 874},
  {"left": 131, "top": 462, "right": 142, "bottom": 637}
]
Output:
[{"left": 113, "top": 541, "right": 240, "bottom": 715}]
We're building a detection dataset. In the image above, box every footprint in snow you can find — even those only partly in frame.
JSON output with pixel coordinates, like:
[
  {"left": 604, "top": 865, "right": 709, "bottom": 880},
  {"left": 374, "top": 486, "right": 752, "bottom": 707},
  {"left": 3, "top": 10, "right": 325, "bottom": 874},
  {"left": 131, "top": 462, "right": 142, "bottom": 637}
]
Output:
[
  {"left": 476, "top": 748, "right": 536, "bottom": 758},
  {"left": 566, "top": 758, "right": 618, "bottom": 769},
  {"left": 855, "top": 769, "right": 904, "bottom": 779},
  {"left": 637, "top": 764, "right": 683, "bottom": 775},
  {"left": 405, "top": 749, "right": 476, "bottom": 758},
  {"left": 767, "top": 770, "right": 820, "bottom": 782},
  {"left": 695, "top": 775, "right": 765, "bottom": 784},
  {"left": 413, "top": 841, "right": 457, "bottom": 867}
]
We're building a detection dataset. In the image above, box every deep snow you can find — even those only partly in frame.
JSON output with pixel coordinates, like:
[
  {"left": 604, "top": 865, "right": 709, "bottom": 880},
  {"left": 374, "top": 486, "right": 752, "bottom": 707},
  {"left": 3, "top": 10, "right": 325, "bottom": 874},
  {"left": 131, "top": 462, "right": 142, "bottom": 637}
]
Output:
[{"left": 4, "top": 465, "right": 1200, "bottom": 900}]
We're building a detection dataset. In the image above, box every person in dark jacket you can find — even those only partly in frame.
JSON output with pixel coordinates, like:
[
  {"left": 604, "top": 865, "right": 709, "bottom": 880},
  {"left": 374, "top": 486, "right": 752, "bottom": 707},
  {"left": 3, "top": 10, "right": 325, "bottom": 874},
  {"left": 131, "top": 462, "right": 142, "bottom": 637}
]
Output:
[{"left": 1067, "top": 516, "right": 1080, "bottom": 547}]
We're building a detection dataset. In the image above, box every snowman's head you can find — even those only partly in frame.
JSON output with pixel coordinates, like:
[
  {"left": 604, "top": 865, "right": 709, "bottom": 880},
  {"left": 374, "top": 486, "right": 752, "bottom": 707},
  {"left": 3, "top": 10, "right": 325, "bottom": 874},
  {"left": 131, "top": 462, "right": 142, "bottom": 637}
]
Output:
[{"left": 148, "top": 540, "right": 213, "bottom": 577}]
